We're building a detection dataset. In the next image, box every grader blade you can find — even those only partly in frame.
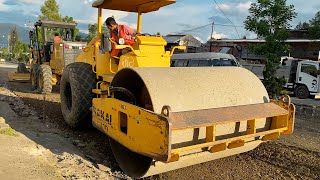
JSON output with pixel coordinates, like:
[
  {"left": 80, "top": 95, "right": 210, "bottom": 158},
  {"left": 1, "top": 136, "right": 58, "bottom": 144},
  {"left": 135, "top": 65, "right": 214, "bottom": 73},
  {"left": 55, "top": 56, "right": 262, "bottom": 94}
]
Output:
[{"left": 8, "top": 72, "right": 30, "bottom": 82}]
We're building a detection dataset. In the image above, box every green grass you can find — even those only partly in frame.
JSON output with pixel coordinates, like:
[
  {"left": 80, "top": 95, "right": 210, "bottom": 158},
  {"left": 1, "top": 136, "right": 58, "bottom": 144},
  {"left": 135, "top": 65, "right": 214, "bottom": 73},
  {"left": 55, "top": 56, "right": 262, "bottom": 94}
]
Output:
[
  {"left": 280, "top": 90, "right": 294, "bottom": 95},
  {"left": 0, "top": 127, "right": 19, "bottom": 137}
]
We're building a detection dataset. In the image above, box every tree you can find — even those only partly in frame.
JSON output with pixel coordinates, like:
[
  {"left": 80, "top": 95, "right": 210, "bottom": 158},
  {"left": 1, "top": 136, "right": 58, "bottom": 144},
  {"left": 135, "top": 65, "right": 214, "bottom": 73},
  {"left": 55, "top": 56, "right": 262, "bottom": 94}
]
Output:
[
  {"left": 13, "top": 41, "right": 29, "bottom": 62},
  {"left": 308, "top": 11, "right": 320, "bottom": 39},
  {"left": 86, "top": 24, "right": 98, "bottom": 42},
  {"left": 244, "top": 0, "right": 297, "bottom": 98},
  {"left": 39, "top": 0, "right": 62, "bottom": 21},
  {"left": 295, "top": 21, "right": 309, "bottom": 30},
  {"left": 63, "top": 16, "right": 80, "bottom": 41},
  {"left": 9, "top": 26, "right": 19, "bottom": 56}
]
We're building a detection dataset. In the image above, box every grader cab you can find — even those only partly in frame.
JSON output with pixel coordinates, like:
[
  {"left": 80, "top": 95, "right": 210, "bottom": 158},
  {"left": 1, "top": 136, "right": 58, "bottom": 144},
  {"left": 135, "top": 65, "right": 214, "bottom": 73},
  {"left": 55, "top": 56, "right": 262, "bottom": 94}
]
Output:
[
  {"left": 60, "top": 0, "right": 296, "bottom": 178},
  {"left": 8, "top": 20, "right": 86, "bottom": 94}
]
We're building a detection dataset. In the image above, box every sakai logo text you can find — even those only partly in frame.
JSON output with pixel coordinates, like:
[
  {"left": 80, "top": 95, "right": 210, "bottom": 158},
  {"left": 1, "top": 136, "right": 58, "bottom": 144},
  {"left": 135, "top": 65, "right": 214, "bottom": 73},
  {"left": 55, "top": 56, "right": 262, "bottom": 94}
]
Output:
[{"left": 92, "top": 106, "right": 112, "bottom": 125}]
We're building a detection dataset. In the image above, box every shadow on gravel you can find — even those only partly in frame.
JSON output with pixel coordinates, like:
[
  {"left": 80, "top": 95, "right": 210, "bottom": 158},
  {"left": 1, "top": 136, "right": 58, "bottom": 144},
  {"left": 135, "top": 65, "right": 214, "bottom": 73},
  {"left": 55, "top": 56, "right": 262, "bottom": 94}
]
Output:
[
  {"left": 7, "top": 81, "right": 60, "bottom": 94},
  {"left": 0, "top": 93, "right": 124, "bottom": 176}
]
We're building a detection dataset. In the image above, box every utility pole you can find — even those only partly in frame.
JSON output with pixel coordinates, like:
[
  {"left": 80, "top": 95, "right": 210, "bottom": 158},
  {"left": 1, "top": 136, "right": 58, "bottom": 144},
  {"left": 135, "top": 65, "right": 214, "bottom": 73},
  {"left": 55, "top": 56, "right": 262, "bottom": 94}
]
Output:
[{"left": 210, "top": 22, "right": 214, "bottom": 52}]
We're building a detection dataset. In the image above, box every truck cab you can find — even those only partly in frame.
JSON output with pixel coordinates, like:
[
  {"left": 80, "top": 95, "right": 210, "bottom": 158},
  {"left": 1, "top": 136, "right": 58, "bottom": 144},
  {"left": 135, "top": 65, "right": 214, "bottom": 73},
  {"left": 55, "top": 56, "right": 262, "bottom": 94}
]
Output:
[
  {"left": 296, "top": 61, "right": 320, "bottom": 98},
  {"left": 280, "top": 57, "right": 320, "bottom": 99}
]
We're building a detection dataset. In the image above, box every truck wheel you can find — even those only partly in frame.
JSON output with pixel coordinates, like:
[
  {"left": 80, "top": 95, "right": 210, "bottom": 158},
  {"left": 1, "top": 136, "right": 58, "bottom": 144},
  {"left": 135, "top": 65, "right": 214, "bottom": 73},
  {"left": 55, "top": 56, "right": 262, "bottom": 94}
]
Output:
[
  {"left": 60, "top": 62, "right": 96, "bottom": 128},
  {"left": 31, "top": 64, "right": 39, "bottom": 90},
  {"left": 294, "top": 85, "right": 309, "bottom": 99},
  {"left": 17, "top": 63, "right": 29, "bottom": 73},
  {"left": 38, "top": 64, "right": 53, "bottom": 94}
]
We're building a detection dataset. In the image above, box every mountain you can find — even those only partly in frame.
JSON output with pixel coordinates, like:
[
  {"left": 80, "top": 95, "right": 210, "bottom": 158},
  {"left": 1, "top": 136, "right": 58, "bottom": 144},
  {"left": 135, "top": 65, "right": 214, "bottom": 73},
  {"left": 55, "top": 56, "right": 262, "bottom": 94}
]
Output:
[
  {"left": 0, "top": 23, "right": 30, "bottom": 47},
  {"left": 77, "top": 31, "right": 88, "bottom": 38}
]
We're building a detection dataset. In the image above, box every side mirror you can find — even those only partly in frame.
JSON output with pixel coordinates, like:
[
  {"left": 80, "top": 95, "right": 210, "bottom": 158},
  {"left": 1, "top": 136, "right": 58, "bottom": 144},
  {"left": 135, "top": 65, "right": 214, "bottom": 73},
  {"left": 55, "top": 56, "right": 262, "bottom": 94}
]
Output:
[{"left": 101, "top": 33, "right": 112, "bottom": 53}]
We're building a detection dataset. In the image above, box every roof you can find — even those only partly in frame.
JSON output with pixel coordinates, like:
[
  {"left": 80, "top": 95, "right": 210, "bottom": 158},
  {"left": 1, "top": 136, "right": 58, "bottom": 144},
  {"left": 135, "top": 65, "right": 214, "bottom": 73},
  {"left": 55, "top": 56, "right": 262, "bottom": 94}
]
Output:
[
  {"left": 164, "top": 34, "right": 203, "bottom": 47},
  {"left": 36, "top": 20, "right": 77, "bottom": 29},
  {"left": 92, "top": 0, "right": 176, "bottom": 13},
  {"left": 163, "top": 35, "right": 186, "bottom": 43},
  {"left": 171, "top": 52, "right": 236, "bottom": 60}
]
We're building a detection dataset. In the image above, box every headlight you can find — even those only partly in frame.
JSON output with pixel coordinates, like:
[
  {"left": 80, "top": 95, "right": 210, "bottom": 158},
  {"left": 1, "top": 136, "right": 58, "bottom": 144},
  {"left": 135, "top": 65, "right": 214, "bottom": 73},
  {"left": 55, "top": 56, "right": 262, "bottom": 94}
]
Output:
[{"left": 119, "top": 38, "right": 125, "bottom": 45}]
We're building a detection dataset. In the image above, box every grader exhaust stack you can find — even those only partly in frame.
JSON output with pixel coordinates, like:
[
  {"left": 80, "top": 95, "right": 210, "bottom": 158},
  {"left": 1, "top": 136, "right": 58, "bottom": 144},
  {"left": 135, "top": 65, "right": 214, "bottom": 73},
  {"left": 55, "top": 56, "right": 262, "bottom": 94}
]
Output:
[{"left": 60, "top": 0, "right": 296, "bottom": 178}]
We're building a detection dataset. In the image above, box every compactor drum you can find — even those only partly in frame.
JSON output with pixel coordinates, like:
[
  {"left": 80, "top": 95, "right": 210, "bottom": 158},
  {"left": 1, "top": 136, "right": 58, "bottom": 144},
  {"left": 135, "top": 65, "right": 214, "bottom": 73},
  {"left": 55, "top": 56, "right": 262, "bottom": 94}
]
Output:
[{"left": 60, "top": 0, "right": 295, "bottom": 178}]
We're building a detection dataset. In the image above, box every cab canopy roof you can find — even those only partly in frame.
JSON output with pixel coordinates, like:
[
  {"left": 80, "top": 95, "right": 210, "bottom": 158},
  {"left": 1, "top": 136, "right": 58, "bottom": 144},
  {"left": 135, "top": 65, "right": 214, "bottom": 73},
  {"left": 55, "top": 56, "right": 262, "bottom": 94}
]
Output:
[
  {"left": 92, "top": 0, "right": 176, "bottom": 13},
  {"left": 35, "top": 20, "right": 77, "bottom": 29}
]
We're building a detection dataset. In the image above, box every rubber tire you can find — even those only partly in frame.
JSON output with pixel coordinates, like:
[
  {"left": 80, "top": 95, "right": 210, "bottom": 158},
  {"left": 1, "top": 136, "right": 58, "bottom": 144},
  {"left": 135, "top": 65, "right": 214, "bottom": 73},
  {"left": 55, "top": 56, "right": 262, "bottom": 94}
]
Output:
[
  {"left": 38, "top": 64, "right": 53, "bottom": 94},
  {"left": 294, "top": 85, "right": 309, "bottom": 99},
  {"left": 60, "top": 62, "right": 96, "bottom": 128},
  {"left": 31, "top": 64, "right": 39, "bottom": 90},
  {"left": 17, "top": 63, "right": 29, "bottom": 73}
]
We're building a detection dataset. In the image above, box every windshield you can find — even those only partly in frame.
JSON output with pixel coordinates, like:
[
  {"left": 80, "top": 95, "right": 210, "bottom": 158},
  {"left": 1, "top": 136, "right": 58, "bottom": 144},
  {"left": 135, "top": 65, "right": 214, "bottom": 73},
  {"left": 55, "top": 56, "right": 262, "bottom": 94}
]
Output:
[{"left": 212, "top": 58, "right": 238, "bottom": 66}]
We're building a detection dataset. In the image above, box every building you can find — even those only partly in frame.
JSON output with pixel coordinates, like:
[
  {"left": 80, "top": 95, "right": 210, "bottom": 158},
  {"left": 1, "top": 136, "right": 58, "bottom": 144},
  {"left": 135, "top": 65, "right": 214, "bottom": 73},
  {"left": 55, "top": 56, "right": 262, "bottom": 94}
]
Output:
[
  {"left": 207, "top": 29, "right": 320, "bottom": 62},
  {"left": 210, "top": 39, "right": 320, "bottom": 62}
]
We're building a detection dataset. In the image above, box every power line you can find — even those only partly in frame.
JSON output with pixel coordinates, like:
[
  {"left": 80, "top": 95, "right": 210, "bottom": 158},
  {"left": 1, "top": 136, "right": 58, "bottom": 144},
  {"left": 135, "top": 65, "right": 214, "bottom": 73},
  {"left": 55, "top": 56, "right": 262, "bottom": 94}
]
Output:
[
  {"left": 177, "top": 23, "right": 212, "bottom": 34},
  {"left": 176, "top": 23, "right": 244, "bottom": 34},
  {"left": 212, "top": 0, "right": 241, "bottom": 38},
  {"left": 215, "top": 23, "right": 244, "bottom": 28}
]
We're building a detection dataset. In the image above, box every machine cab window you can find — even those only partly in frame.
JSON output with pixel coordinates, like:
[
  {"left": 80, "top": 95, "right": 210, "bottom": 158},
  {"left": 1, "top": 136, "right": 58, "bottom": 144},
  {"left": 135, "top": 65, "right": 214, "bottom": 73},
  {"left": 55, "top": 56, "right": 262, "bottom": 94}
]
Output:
[{"left": 301, "top": 64, "right": 318, "bottom": 78}]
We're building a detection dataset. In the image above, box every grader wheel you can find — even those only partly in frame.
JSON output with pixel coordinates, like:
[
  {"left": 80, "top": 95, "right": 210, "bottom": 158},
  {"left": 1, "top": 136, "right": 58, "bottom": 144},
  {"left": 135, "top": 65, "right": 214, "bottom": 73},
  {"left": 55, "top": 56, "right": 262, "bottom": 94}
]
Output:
[
  {"left": 38, "top": 64, "right": 53, "bottom": 94},
  {"left": 60, "top": 62, "right": 96, "bottom": 128}
]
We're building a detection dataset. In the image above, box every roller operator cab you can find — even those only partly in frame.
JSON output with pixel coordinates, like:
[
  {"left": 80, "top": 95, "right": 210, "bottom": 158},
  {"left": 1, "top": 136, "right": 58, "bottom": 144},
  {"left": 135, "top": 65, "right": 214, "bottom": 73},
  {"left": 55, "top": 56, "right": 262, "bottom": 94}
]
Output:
[{"left": 60, "top": 0, "right": 296, "bottom": 178}]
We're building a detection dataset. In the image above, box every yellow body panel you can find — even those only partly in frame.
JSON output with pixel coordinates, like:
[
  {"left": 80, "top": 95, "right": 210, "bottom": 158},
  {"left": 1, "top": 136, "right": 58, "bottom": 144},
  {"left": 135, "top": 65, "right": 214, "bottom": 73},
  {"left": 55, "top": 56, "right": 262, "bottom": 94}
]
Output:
[
  {"left": 7, "top": 72, "right": 30, "bottom": 82},
  {"left": 92, "top": 98, "right": 171, "bottom": 161},
  {"left": 75, "top": 45, "right": 95, "bottom": 66},
  {"left": 50, "top": 42, "right": 64, "bottom": 75},
  {"left": 75, "top": 33, "right": 174, "bottom": 79}
]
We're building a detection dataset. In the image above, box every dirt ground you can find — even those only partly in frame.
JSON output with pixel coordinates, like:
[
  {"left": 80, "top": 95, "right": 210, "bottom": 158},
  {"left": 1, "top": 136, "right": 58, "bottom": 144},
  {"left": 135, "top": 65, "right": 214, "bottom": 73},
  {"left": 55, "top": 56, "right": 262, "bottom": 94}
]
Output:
[{"left": 0, "top": 64, "right": 319, "bottom": 180}]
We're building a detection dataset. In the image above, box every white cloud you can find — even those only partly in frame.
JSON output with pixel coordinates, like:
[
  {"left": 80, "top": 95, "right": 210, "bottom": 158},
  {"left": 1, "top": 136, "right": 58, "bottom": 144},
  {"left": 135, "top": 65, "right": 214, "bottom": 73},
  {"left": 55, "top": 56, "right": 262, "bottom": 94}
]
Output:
[
  {"left": 153, "top": 4, "right": 210, "bottom": 17},
  {"left": 0, "top": 0, "right": 10, "bottom": 11},
  {"left": 247, "top": 33, "right": 257, "bottom": 39},
  {"left": 76, "top": 10, "right": 129, "bottom": 24},
  {"left": 218, "top": 4, "right": 231, "bottom": 12},
  {"left": 215, "top": 1, "right": 252, "bottom": 16},
  {"left": 79, "top": 29, "right": 89, "bottom": 34},
  {"left": 84, "top": 0, "right": 94, "bottom": 5},
  {"left": 17, "top": 0, "right": 43, "bottom": 5},
  {"left": 208, "top": 31, "right": 228, "bottom": 40}
]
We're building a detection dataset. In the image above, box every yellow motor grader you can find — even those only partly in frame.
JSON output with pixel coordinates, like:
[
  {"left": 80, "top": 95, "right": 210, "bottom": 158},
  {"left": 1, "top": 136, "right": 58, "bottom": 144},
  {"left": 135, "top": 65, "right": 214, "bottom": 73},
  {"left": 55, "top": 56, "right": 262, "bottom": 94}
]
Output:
[
  {"left": 8, "top": 20, "right": 86, "bottom": 94},
  {"left": 60, "top": 0, "right": 296, "bottom": 178}
]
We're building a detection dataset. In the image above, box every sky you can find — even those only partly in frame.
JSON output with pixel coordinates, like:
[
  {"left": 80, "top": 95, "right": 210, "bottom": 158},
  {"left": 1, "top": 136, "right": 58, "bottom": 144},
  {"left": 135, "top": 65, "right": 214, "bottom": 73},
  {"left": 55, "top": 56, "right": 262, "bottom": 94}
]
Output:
[{"left": 0, "top": 0, "right": 320, "bottom": 42}]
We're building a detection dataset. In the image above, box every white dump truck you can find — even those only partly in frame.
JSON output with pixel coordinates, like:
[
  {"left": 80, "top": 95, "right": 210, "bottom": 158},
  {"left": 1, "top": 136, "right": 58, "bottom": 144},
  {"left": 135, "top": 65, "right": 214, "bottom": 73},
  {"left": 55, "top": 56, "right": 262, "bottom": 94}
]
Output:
[{"left": 278, "top": 57, "right": 320, "bottom": 99}]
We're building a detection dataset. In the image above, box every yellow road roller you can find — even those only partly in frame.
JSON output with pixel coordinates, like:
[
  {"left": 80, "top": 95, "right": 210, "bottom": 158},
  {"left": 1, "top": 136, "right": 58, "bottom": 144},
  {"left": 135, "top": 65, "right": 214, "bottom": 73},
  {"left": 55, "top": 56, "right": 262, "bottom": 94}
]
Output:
[{"left": 60, "top": 0, "right": 295, "bottom": 178}]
